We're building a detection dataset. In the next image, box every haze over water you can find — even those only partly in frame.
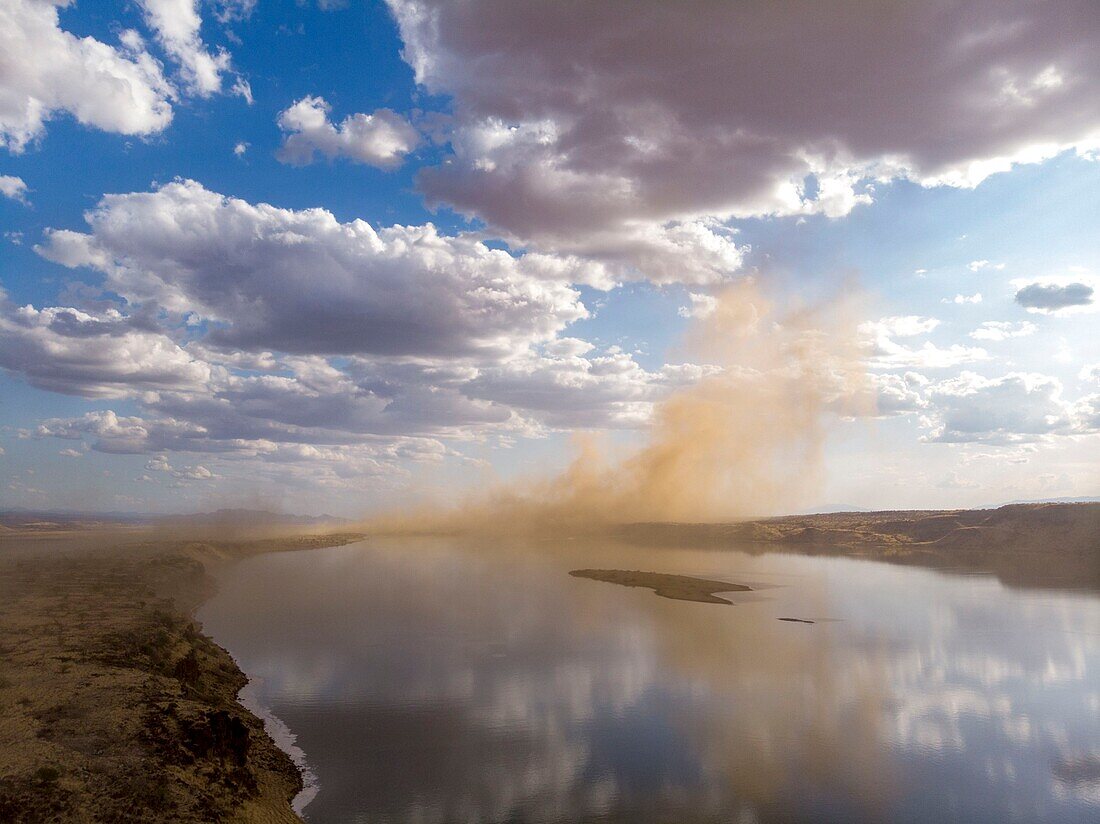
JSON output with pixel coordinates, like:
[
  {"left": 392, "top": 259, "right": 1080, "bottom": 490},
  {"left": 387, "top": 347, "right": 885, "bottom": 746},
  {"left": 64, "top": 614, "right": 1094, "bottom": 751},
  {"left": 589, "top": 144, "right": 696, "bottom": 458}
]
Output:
[{"left": 199, "top": 539, "right": 1100, "bottom": 823}]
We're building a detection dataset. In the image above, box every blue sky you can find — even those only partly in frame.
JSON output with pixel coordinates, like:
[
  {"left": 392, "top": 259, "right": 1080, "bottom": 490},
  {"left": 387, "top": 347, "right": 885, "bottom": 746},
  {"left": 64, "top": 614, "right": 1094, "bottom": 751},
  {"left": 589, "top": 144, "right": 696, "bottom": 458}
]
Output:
[{"left": 1, "top": 0, "right": 1098, "bottom": 516}]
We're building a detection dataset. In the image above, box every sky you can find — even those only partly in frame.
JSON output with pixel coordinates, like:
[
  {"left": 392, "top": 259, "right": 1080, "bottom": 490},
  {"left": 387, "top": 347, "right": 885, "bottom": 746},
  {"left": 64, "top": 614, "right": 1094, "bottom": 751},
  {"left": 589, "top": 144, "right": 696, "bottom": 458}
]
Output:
[{"left": 0, "top": 0, "right": 1098, "bottom": 517}]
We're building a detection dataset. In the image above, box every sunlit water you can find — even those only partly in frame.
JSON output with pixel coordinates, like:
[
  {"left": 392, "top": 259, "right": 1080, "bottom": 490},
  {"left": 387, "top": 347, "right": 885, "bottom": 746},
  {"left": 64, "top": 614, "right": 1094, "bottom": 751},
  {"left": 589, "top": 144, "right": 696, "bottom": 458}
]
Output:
[{"left": 198, "top": 538, "right": 1100, "bottom": 823}]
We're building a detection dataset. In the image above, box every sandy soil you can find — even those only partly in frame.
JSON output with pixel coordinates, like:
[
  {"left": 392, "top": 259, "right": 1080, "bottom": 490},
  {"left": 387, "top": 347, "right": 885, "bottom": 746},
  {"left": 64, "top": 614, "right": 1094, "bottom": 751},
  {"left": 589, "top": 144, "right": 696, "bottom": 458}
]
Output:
[{"left": 0, "top": 531, "right": 363, "bottom": 823}]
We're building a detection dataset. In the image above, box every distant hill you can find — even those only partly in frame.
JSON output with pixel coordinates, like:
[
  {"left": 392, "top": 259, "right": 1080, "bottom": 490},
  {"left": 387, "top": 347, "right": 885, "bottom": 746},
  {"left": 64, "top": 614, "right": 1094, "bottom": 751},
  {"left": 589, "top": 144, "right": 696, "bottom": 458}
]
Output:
[
  {"left": 0, "top": 508, "right": 348, "bottom": 535},
  {"left": 614, "top": 502, "right": 1100, "bottom": 590},
  {"left": 152, "top": 508, "right": 349, "bottom": 528}
]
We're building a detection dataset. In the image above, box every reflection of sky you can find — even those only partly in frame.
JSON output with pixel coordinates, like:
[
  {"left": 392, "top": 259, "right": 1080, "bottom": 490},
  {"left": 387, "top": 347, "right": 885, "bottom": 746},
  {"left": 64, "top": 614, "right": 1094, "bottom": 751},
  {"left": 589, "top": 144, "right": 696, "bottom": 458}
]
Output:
[{"left": 198, "top": 541, "right": 1100, "bottom": 823}]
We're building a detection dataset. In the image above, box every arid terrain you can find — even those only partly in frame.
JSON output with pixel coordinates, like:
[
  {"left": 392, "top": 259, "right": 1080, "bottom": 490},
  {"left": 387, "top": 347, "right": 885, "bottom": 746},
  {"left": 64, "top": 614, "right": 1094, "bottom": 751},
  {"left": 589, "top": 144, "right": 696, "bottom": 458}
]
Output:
[
  {"left": 615, "top": 502, "right": 1100, "bottom": 590},
  {"left": 0, "top": 502, "right": 1096, "bottom": 822},
  {"left": 0, "top": 530, "right": 363, "bottom": 823}
]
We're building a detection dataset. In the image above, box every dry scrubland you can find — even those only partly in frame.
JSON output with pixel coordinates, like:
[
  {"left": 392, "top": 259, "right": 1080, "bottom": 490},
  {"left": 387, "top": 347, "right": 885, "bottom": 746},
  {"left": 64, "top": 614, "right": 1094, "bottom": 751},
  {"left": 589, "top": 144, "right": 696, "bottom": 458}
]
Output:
[
  {"left": 0, "top": 502, "right": 1096, "bottom": 822},
  {"left": 0, "top": 531, "right": 363, "bottom": 823},
  {"left": 616, "top": 503, "right": 1100, "bottom": 590}
]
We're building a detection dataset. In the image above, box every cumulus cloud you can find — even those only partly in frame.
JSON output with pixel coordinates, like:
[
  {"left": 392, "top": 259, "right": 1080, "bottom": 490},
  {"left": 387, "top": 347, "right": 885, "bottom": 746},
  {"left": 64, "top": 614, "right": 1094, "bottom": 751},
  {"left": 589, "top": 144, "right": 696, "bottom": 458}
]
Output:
[
  {"left": 936, "top": 471, "right": 980, "bottom": 490},
  {"left": 277, "top": 96, "right": 420, "bottom": 169},
  {"left": 862, "top": 325, "right": 994, "bottom": 369},
  {"left": 10, "top": 180, "right": 728, "bottom": 484},
  {"left": 860, "top": 316, "right": 988, "bottom": 370},
  {"left": 1014, "top": 280, "right": 1095, "bottom": 313},
  {"left": 858, "top": 316, "right": 985, "bottom": 370},
  {"left": 870, "top": 372, "right": 929, "bottom": 416},
  {"left": 0, "top": 175, "right": 28, "bottom": 203},
  {"left": 865, "top": 316, "right": 941, "bottom": 338},
  {"left": 0, "top": 298, "right": 213, "bottom": 397},
  {"left": 36, "top": 179, "right": 587, "bottom": 358},
  {"left": 923, "top": 372, "right": 1083, "bottom": 443},
  {"left": 944, "top": 293, "right": 982, "bottom": 305},
  {"left": 140, "top": 455, "right": 235, "bottom": 485},
  {"left": 13, "top": 307, "right": 710, "bottom": 478},
  {"left": 678, "top": 292, "right": 719, "bottom": 319},
  {"left": 1074, "top": 394, "right": 1100, "bottom": 433},
  {"left": 466, "top": 349, "right": 715, "bottom": 429},
  {"left": 388, "top": 0, "right": 1100, "bottom": 281},
  {"left": 0, "top": 0, "right": 174, "bottom": 151},
  {"left": 33, "top": 407, "right": 467, "bottom": 487}
]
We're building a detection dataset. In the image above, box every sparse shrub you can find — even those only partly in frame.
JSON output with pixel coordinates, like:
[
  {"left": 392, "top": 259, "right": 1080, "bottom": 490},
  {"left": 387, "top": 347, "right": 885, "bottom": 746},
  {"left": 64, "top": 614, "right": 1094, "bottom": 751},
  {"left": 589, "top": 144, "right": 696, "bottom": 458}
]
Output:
[{"left": 33, "top": 766, "right": 60, "bottom": 784}]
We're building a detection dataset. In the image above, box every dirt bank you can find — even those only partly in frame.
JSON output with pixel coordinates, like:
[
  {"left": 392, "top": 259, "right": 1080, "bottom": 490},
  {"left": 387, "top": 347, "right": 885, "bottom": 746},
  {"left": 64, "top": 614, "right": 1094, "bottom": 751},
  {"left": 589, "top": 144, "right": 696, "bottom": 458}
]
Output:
[
  {"left": 614, "top": 503, "right": 1100, "bottom": 590},
  {"left": 0, "top": 532, "right": 363, "bottom": 823}
]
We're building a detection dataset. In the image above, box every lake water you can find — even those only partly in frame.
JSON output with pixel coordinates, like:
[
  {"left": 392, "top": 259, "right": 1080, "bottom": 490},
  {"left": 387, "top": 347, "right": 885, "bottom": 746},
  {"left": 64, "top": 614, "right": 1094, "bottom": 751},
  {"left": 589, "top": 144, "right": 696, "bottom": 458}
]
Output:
[{"left": 198, "top": 538, "right": 1100, "bottom": 823}]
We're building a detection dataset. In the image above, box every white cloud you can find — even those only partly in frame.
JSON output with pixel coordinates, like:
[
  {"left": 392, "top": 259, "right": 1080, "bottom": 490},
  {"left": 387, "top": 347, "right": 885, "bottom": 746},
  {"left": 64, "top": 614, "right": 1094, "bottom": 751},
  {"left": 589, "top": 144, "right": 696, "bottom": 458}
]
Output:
[
  {"left": 172, "top": 463, "right": 216, "bottom": 480},
  {"left": 861, "top": 316, "right": 940, "bottom": 339},
  {"left": 1073, "top": 394, "right": 1100, "bottom": 433},
  {"left": 36, "top": 180, "right": 587, "bottom": 359},
  {"left": 137, "top": 0, "right": 233, "bottom": 97},
  {"left": 388, "top": 0, "right": 1100, "bottom": 281},
  {"left": 860, "top": 316, "right": 988, "bottom": 370},
  {"left": 229, "top": 76, "right": 252, "bottom": 104},
  {"left": 212, "top": 0, "right": 256, "bottom": 23},
  {"left": 936, "top": 471, "right": 980, "bottom": 490},
  {"left": 678, "top": 292, "right": 719, "bottom": 319},
  {"left": 467, "top": 349, "right": 714, "bottom": 429},
  {"left": 233, "top": 140, "right": 248, "bottom": 157},
  {"left": 944, "top": 293, "right": 982, "bottom": 305},
  {"left": 0, "top": 0, "right": 174, "bottom": 151},
  {"left": 277, "top": 96, "right": 420, "bottom": 169},
  {"left": 967, "top": 260, "right": 1005, "bottom": 272},
  {"left": 969, "top": 321, "right": 1038, "bottom": 342},
  {"left": 0, "top": 299, "right": 213, "bottom": 398},
  {"left": 870, "top": 372, "right": 929, "bottom": 417},
  {"left": 0, "top": 175, "right": 28, "bottom": 203},
  {"left": 10, "top": 180, "right": 736, "bottom": 480},
  {"left": 923, "top": 372, "right": 1087, "bottom": 443},
  {"left": 32, "top": 407, "right": 464, "bottom": 487}
]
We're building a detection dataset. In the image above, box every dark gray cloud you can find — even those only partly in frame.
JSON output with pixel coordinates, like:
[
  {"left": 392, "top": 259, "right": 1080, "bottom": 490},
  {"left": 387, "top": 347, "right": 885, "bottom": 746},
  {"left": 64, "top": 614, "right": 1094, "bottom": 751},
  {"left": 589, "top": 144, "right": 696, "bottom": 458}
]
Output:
[
  {"left": 1014, "top": 281, "right": 1094, "bottom": 312},
  {"left": 388, "top": 0, "right": 1100, "bottom": 280}
]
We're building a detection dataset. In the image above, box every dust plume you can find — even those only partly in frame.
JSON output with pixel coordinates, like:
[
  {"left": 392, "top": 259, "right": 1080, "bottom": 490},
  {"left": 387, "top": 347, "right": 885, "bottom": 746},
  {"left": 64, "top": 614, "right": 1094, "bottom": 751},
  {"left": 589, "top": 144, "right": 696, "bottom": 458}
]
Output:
[{"left": 370, "top": 281, "right": 868, "bottom": 535}]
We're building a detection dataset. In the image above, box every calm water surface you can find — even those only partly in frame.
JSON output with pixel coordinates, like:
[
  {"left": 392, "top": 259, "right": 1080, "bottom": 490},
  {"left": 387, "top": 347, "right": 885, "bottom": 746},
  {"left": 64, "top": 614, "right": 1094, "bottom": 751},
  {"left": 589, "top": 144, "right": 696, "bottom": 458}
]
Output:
[{"left": 198, "top": 539, "right": 1100, "bottom": 823}]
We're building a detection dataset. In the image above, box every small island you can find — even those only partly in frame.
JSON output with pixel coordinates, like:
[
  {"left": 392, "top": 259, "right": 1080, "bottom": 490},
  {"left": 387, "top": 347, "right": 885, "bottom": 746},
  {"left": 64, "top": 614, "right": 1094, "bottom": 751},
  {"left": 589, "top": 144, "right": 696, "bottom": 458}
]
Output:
[{"left": 569, "top": 569, "right": 753, "bottom": 604}]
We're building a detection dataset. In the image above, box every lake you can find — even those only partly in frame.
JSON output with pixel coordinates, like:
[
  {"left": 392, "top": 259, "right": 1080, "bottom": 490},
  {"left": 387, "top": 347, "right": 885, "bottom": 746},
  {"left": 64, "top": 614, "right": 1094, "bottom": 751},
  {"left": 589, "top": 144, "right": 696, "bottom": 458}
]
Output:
[{"left": 197, "top": 538, "right": 1100, "bottom": 823}]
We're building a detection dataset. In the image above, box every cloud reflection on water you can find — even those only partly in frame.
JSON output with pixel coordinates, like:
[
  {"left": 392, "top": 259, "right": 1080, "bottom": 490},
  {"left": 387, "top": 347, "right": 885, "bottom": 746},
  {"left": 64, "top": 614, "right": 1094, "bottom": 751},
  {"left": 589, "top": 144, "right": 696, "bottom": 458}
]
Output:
[{"left": 198, "top": 540, "right": 1100, "bottom": 823}]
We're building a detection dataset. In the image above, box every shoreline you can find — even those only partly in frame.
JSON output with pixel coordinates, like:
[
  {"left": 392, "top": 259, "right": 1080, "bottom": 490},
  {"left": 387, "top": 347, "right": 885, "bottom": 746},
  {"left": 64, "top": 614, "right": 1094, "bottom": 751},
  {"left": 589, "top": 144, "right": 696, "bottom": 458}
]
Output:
[
  {"left": 1, "top": 502, "right": 1096, "bottom": 820},
  {"left": 0, "top": 531, "right": 364, "bottom": 823},
  {"left": 231, "top": 680, "right": 320, "bottom": 817}
]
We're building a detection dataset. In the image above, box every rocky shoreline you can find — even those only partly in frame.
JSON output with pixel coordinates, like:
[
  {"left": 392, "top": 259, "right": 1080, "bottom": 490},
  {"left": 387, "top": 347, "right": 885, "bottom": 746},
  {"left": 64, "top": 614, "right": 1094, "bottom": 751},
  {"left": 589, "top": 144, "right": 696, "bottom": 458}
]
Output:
[{"left": 0, "top": 533, "right": 363, "bottom": 823}]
